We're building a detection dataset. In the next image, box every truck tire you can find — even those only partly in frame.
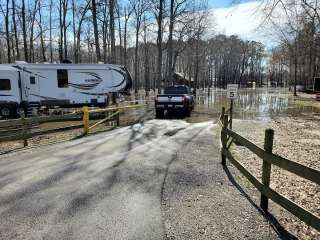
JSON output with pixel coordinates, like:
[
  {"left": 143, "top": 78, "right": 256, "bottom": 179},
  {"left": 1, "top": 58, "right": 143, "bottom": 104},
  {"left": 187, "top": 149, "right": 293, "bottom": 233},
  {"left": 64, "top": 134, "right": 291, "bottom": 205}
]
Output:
[
  {"left": 156, "top": 109, "right": 164, "bottom": 118},
  {"left": 185, "top": 108, "right": 191, "bottom": 117}
]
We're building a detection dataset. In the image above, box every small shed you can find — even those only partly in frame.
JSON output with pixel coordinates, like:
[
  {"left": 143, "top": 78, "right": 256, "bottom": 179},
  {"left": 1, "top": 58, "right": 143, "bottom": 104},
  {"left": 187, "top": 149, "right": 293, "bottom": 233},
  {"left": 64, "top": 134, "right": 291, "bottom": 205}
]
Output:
[{"left": 172, "top": 72, "right": 194, "bottom": 87}]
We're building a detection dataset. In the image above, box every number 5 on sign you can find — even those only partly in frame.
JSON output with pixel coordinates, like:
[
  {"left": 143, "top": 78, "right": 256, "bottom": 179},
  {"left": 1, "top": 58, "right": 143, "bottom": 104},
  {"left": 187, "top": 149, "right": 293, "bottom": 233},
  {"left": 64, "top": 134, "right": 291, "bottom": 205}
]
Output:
[{"left": 227, "top": 84, "right": 238, "bottom": 99}]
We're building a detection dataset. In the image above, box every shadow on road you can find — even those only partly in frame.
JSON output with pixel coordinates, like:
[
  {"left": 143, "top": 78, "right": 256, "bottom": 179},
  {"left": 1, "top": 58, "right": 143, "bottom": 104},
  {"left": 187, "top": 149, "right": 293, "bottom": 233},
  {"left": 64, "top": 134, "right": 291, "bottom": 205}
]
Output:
[{"left": 223, "top": 165, "right": 298, "bottom": 240}]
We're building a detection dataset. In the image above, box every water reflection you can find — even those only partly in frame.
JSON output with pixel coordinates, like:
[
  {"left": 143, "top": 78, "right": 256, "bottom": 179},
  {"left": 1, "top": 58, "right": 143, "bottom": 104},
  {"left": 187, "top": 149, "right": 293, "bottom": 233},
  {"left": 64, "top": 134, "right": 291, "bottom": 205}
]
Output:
[{"left": 192, "top": 88, "right": 319, "bottom": 122}]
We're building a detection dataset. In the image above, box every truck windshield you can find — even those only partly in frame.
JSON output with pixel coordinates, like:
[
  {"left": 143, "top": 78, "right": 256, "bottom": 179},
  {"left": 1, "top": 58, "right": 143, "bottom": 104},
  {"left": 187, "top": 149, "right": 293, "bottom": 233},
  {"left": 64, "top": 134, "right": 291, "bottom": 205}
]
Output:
[{"left": 164, "top": 86, "right": 188, "bottom": 94}]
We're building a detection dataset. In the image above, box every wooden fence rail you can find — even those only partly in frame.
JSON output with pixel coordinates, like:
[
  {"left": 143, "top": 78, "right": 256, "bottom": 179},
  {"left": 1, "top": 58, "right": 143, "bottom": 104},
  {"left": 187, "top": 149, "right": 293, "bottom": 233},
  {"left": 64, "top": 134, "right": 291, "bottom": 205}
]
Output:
[
  {"left": 0, "top": 103, "right": 148, "bottom": 146},
  {"left": 82, "top": 104, "right": 146, "bottom": 135},
  {"left": 0, "top": 112, "right": 82, "bottom": 128},
  {"left": 219, "top": 108, "right": 320, "bottom": 231}
]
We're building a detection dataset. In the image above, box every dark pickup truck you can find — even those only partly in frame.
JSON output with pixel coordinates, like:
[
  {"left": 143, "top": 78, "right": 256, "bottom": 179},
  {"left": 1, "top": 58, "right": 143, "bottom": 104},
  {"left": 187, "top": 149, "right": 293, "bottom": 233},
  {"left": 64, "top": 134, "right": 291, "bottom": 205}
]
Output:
[{"left": 155, "top": 85, "right": 194, "bottom": 118}]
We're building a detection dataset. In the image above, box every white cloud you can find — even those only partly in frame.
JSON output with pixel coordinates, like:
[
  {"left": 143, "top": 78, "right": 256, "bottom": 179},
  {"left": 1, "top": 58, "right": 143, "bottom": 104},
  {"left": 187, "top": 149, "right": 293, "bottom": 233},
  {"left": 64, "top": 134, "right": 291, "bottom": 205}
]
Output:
[{"left": 209, "top": 1, "right": 274, "bottom": 47}]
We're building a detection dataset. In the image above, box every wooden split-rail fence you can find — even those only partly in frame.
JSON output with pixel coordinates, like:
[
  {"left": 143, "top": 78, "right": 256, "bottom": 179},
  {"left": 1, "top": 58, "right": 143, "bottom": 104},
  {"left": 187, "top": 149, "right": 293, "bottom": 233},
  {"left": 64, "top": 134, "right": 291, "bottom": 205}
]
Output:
[
  {"left": 219, "top": 107, "right": 320, "bottom": 231},
  {"left": 0, "top": 102, "right": 147, "bottom": 147}
]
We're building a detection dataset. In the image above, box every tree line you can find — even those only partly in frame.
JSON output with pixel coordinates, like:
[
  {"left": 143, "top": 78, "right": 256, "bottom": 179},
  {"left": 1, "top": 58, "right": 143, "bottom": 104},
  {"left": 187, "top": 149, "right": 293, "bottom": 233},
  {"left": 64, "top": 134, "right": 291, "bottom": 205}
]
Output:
[
  {"left": 265, "top": 0, "right": 320, "bottom": 95},
  {"left": 0, "top": 0, "right": 266, "bottom": 93}
]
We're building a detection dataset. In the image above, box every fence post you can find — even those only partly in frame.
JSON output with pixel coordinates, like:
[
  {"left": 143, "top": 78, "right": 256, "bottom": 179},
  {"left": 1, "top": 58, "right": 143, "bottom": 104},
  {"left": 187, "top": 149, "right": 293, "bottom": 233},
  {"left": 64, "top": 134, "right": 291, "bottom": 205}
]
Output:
[
  {"left": 115, "top": 103, "right": 120, "bottom": 127},
  {"left": 221, "top": 107, "right": 225, "bottom": 120},
  {"left": 21, "top": 113, "right": 28, "bottom": 147},
  {"left": 221, "top": 114, "right": 228, "bottom": 166},
  {"left": 260, "top": 128, "right": 274, "bottom": 211},
  {"left": 229, "top": 99, "right": 233, "bottom": 129},
  {"left": 82, "top": 106, "right": 89, "bottom": 135},
  {"left": 112, "top": 93, "right": 117, "bottom": 105}
]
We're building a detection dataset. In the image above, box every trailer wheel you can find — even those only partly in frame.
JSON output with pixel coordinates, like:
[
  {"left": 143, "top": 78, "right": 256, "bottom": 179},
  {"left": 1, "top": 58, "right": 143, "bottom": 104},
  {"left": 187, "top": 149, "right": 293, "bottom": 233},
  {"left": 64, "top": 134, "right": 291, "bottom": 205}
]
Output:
[
  {"left": 0, "top": 107, "right": 11, "bottom": 117},
  {"left": 16, "top": 108, "right": 24, "bottom": 117}
]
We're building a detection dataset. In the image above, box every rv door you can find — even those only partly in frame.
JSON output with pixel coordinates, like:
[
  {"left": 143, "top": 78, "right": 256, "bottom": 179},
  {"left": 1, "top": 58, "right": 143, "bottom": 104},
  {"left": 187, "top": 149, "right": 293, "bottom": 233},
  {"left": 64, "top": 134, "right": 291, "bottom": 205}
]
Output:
[{"left": 25, "top": 73, "right": 40, "bottom": 103}]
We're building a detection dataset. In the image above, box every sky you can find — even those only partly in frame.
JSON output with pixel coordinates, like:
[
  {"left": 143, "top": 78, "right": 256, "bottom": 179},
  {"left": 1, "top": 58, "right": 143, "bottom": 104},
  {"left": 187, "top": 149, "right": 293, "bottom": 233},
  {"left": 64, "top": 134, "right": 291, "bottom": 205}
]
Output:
[
  {"left": 208, "top": 0, "right": 277, "bottom": 49},
  {"left": 125, "top": 0, "right": 278, "bottom": 50},
  {"left": 208, "top": 0, "right": 256, "bottom": 9}
]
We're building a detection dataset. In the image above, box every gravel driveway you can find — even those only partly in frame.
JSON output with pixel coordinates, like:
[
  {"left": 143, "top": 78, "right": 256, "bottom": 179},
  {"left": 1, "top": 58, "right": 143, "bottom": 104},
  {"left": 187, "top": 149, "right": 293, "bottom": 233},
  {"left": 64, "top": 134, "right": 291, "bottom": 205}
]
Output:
[
  {"left": 162, "top": 122, "right": 280, "bottom": 240},
  {"left": 0, "top": 119, "right": 280, "bottom": 239}
]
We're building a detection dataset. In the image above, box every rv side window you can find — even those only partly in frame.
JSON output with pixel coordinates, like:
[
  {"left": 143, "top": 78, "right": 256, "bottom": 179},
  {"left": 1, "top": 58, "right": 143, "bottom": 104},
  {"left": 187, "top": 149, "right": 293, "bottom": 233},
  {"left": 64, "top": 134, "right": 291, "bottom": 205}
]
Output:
[
  {"left": 30, "top": 76, "right": 36, "bottom": 84},
  {"left": 0, "top": 79, "right": 11, "bottom": 91},
  {"left": 57, "top": 69, "right": 69, "bottom": 88}
]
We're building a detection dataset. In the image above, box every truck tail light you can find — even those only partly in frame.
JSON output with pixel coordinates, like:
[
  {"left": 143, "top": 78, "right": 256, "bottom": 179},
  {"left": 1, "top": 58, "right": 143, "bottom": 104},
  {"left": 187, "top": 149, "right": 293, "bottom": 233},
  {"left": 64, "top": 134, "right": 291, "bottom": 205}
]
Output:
[{"left": 183, "top": 95, "right": 187, "bottom": 103}]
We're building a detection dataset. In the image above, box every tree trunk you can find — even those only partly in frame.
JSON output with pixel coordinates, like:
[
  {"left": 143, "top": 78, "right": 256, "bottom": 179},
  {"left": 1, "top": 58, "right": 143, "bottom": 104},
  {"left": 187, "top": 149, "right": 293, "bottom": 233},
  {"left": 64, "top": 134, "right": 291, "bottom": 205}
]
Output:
[
  {"left": 167, "top": 0, "right": 175, "bottom": 85},
  {"left": 102, "top": 19, "right": 107, "bottom": 63},
  {"left": 293, "top": 40, "right": 298, "bottom": 96},
  {"left": 156, "top": 0, "right": 164, "bottom": 92},
  {"left": 109, "top": 0, "right": 116, "bottom": 63},
  {"left": 143, "top": 16, "right": 150, "bottom": 96},
  {"left": 49, "top": 0, "right": 53, "bottom": 62},
  {"left": 5, "top": 0, "right": 11, "bottom": 63},
  {"left": 29, "top": 1, "right": 38, "bottom": 63},
  {"left": 59, "top": 0, "right": 64, "bottom": 62},
  {"left": 117, "top": 5, "right": 123, "bottom": 64},
  {"left": 134, "top": 22, "right": 140, "bottom": 94},
  {"left": 38, "top": 0, "right": 47, "bottom": 62},
  {"left": 63, "top": 0, "right": 68, "bottom": 60},
  {"left": 92, "top": 0, "right": 101, "bottom": 62},
  {"left": 72, "top": 0, "right": 76, "bottom": 62},
  {"left": 12, "top": 0, "right": 20, "bottom": 60},
  {"left": 22, "top": 0, "right": 28, "bottom": 62},
  {"left": 124, "top": 8, "right": 129, "bottom": 66}
]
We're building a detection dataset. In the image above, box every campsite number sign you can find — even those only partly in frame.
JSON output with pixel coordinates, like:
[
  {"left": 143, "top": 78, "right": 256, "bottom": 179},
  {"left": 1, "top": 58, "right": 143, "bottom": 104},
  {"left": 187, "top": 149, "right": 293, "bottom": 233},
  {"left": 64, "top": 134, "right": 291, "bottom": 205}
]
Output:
[
  {"left": 226, "top": 84, "right": 238, "bottom": 129},
  {"left": 227, "top": 84, "right": 238, "bottom": 99}
]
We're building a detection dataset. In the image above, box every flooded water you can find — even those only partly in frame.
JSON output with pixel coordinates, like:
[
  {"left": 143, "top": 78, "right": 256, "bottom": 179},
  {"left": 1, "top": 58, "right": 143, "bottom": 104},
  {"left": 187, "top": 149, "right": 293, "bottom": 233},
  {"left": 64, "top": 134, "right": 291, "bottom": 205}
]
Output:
[
  {"left": 124, "top": 88, "right": 319, "bottom": 123},
  {"left": 188, "top": 88, "right": 319, "bottom": 122}
]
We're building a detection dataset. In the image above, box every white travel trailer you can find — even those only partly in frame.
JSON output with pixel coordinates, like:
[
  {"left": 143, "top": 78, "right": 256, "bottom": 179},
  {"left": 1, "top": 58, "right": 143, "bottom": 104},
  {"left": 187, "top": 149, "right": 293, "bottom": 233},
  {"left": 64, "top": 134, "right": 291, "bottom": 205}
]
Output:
[{"left": 0, "top": 63, "right": 132, "bottom": 117}]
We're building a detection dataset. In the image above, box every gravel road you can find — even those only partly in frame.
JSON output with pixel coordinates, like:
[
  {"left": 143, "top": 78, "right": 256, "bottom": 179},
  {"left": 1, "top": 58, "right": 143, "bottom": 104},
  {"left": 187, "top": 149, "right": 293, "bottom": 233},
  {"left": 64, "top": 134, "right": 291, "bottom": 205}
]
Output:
[{"left": 0, "top": 119, "right": 279, "bottom": 239}]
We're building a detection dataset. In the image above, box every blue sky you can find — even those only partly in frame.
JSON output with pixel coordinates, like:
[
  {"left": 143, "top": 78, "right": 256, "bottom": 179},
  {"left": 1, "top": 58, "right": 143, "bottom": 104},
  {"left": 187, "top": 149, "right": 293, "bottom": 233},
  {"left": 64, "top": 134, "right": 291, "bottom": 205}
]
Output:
[{"left": 208, "top": 0, "right": 256, "bottom": 9}]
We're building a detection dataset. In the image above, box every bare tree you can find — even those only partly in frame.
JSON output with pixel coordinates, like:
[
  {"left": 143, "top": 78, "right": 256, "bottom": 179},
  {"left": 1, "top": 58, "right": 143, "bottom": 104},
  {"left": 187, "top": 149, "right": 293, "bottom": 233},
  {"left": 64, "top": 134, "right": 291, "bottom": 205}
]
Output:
[
  {"left": 143, "top": 15, "right": 150, "bottom": 95},
  {"left": 130, "top": 0, "right": 149, "bottom": 93},
  {"left": 38, "top": 0, "right": 47, "bottom": 62},
  {"left": 123, "top": 6, "right": 133, "bottom": 66},
  {"left": 12, "top": 0, "right": 20, "bottom": 60},
  {"left": 21, "top": 0, "right": 28, "bottom": 61},
  {"left": 109, "top": 0, "right": 116, "bottom": 63},
  {"left": 29, "top": 0, "right": 39, "bottom": 62},
  {"left": 91, "top": 0, "right": 101, "bottom": 62},
  {"left": 49, "top": 0, "right": 53, "bottom": 62},
  {"left": 150, "top": 0, "right": 165, "bottom": 91},
  {"left": 0, "top": 0, "right": 11, "bottom": 62},
  {"left": 75, "top": 0, "right": 90, "bottom": 63},
  {"left": 261, "top": 0, "right": 311, "bottom": 95},
  {"left": 117, "top": 3, "right": 123, "bottom": 64}
]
